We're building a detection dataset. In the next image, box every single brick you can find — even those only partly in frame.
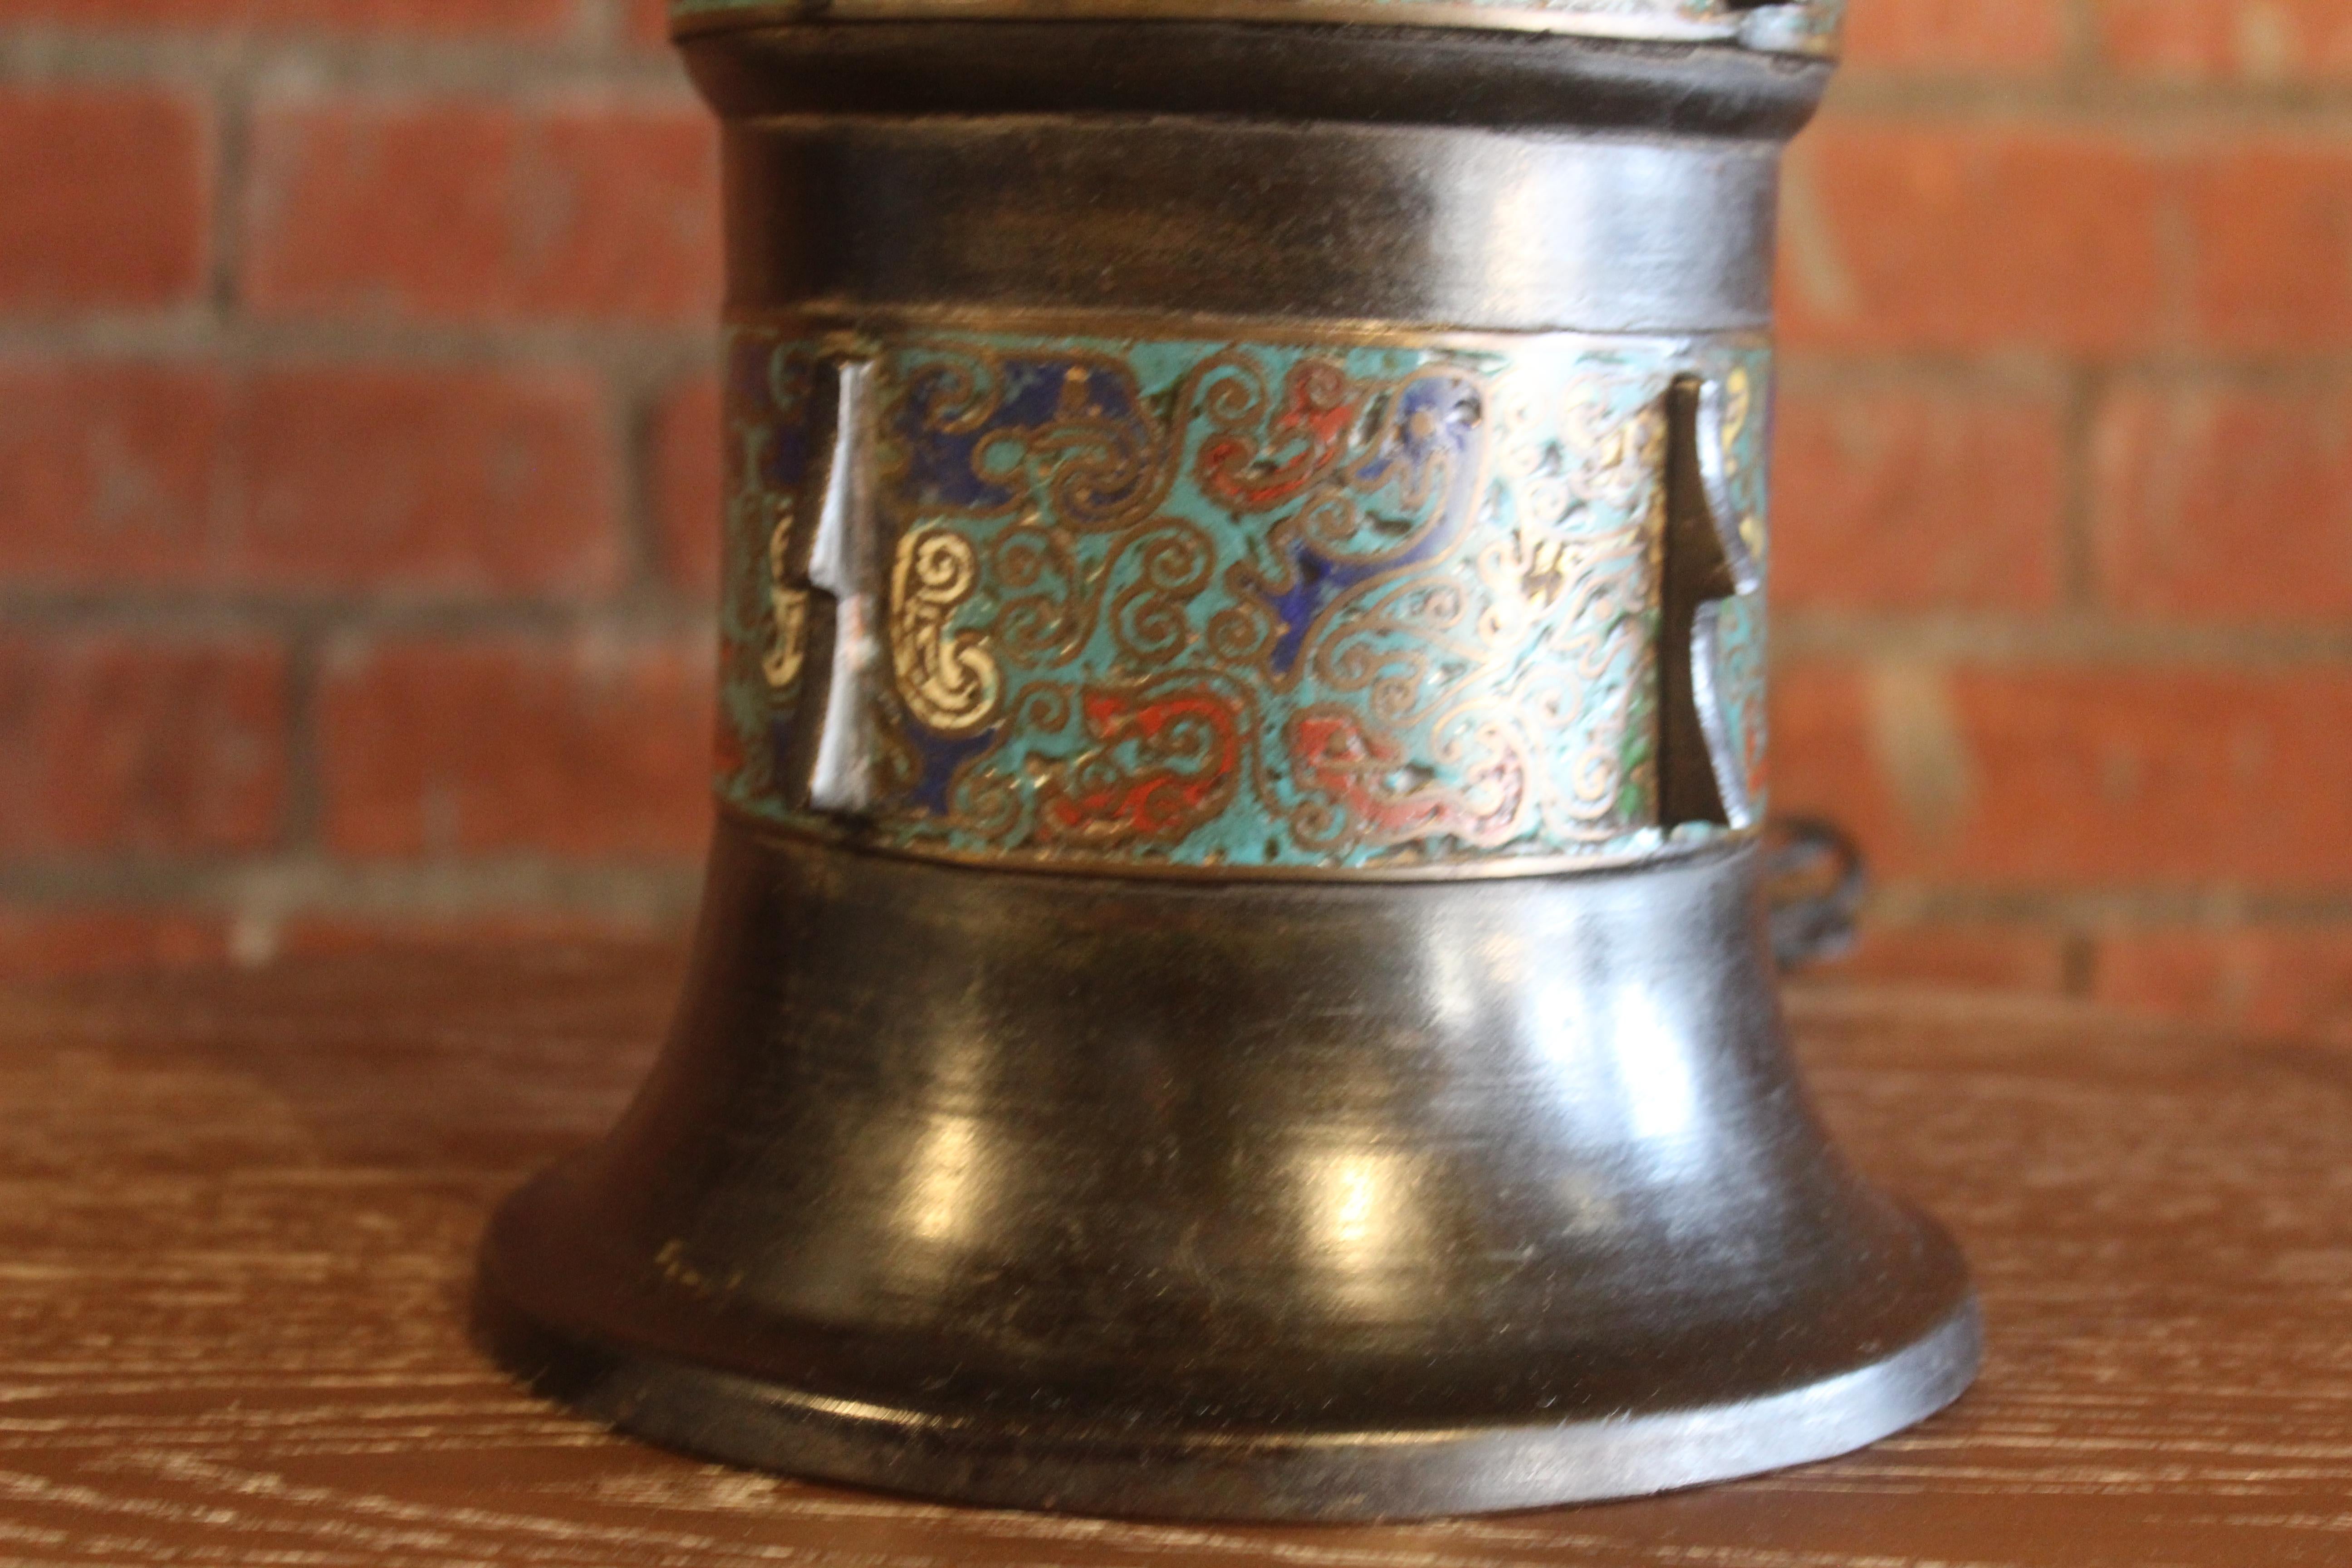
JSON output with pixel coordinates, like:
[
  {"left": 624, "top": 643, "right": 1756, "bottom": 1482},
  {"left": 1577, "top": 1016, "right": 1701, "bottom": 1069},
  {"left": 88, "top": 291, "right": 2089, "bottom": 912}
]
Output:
[
  {"left": 0, "top": 87, "right": 208, "bottom": 311},
  {"left": 239, "top": 364, "right": 624, "bottom": 594},
  {"left": 0, "top": 360, "right": 624, "bottom": 594},
  {"left": 1772, "top": 661, "right": 2352, "bottom": 889},
  {"left": 0, "top": 906, "right": 232, "bottom": 980},
  {"left": 243, "top": 94, "right": 720, "bottom": 323},
  {"left": 0, "top": 0, "right": 571, "bottom": 34},
  {"left": 2185, "top": 140, "right": 2352, "bottom": 352},
  {"left": 651, "top": 371, "right": 722, "bottom": 601},
  {"left": 1772, "top": 373, "right": 2066, "bottom": 612},
  {"left": 2097, "top": 0, "right": 2352, "bottom": 81},
  {"left": 1777, "top": 121, "right": 2169, "bottom": 355},
  {"left": 2092, "top": 380, "right": 2352, "bottom": 623},
  {"left": 1797, "top": 922, "right": 2073, "bottom": 993},
  {"left": 0, "top": 362, "right": 230, "bottom": 588},
  {"left": 2095, "top": 927, "right": 2352, "bottom": 1045},
  {"left": 1843, "top": 0, "right": 2071, "bottom": 71},
  {"left": 318, "top": 632, "right": 713, "bottom": 859},
  {"left": 0, "top": 632, "right": 289, "bottom": 856}
]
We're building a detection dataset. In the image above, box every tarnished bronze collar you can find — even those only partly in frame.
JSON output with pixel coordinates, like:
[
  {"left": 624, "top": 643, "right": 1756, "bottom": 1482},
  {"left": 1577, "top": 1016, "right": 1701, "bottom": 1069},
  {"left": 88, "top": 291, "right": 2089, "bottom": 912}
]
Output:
[{"left": 670, "top": 0, "right": 1845, "bottom": 57}]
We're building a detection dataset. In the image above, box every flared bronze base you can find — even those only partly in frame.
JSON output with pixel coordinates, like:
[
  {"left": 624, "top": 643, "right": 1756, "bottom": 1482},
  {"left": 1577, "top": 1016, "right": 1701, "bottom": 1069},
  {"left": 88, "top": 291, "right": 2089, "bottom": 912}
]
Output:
[
  {"left": 477, "top": 1282, "right": 1975, "bottom": 1520},
  {"left": 477, "top": 820, "right": 1975, "bottom": 1519}
]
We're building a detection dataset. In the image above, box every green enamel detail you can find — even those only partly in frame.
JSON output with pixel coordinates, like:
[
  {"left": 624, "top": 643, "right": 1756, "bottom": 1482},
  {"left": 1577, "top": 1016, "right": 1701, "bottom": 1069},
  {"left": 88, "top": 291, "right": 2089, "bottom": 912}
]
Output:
[{"left": 715, "top": 323, "right": 1771, "bottom": 876}]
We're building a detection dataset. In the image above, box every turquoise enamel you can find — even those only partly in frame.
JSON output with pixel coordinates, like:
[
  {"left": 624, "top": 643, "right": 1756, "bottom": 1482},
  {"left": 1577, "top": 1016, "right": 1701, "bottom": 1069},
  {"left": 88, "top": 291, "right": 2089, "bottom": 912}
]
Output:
[{"left": 714, "top": 320, "right": 1771, "bottom": 879}]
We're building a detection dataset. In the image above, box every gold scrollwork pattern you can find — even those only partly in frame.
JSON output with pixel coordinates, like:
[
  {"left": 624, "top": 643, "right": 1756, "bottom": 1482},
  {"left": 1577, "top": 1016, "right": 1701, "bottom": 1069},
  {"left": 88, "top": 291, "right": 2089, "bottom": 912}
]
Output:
[
  {"left": 760, "top": 500, "right": 809, "bottom": 692},
  {"left": 715, "top": 322, "right": 1771, "bottom": 876},
  {"left": 891, "top": 527, "right": 1003, "bottom": 735}
]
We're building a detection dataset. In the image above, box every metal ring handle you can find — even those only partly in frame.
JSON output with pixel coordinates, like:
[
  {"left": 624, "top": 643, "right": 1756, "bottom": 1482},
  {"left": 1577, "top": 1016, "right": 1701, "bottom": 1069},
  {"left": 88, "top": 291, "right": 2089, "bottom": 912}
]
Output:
[{"left": 1764, "top": 815, "right": 1867, "bottom": 972}]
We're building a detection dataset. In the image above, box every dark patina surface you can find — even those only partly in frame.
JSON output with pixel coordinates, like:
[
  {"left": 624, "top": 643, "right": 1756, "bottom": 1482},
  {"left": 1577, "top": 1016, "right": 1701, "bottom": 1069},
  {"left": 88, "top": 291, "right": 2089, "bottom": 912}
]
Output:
[
  {"left": 479, "top": 825, "right": 1974, "bottom": 1517},
  {"left": 477, "top": 5, "right": 1977, "bottom": 1518}
]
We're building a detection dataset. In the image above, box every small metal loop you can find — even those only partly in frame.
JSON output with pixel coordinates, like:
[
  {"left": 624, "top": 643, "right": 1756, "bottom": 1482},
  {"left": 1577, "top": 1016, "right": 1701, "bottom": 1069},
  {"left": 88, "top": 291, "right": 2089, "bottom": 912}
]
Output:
[{"left": 1764, "top": 815, "right": 1867, "bottom": 972}]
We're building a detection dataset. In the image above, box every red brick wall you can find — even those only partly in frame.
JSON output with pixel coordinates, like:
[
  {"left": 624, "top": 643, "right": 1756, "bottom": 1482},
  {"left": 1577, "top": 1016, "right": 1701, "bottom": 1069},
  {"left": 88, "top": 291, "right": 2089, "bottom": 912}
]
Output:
[
  {"left": 1770, "top": 0, "right": 2352, "bottom": 1044},
  {"left": 5, "top": 1, "right": 2352, "bottom": 1045}
]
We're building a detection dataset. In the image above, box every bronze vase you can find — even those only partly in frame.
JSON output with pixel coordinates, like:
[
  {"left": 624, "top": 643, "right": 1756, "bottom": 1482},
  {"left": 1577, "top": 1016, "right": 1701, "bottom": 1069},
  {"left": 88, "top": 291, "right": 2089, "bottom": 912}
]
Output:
[{"left": 477, "top": 0, "right": 1979, "bottom": 1520}]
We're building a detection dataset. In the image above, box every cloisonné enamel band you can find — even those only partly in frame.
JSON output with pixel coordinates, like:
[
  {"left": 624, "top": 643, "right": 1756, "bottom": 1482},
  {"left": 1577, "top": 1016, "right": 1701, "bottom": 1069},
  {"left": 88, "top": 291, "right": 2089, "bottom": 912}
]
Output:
[
  {"left": 715, "top": 317, "right": 1770, "bottom": 880},
  {"left": 669, "top": 0, "right": 1843, "bottom": 56}
]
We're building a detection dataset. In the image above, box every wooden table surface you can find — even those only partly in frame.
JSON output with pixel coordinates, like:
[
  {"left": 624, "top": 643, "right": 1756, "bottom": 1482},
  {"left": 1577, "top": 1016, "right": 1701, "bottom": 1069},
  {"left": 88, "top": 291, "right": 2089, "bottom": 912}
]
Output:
[{"left": 3, "top": 946, "right": 2347, "bottom": 1566}]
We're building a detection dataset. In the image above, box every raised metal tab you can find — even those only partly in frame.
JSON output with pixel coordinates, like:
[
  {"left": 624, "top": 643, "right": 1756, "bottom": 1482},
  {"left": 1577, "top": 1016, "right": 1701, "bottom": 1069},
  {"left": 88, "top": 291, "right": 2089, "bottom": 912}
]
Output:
[
  {"left": 1661, "top": 373, "right": 1763, "bottom": 832},
  {"left": 774, "top": 355, "right": 882, "bottom": 818}
]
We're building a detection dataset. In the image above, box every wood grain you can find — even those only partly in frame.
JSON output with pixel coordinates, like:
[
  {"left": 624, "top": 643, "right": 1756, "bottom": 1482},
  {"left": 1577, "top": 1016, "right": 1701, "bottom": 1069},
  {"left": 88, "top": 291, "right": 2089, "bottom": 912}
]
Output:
[{"left": 1, "top": 949, "right": 2347, "bottom": 1566}]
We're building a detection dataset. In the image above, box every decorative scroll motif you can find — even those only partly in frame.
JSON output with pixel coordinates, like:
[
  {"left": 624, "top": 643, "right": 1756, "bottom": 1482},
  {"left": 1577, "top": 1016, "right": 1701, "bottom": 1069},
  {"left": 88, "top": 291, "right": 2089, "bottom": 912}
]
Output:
[
  {"left": 669, "top": 0, "right": 1844, "bottom": 57},
  {"left": 760, "top": 501, "right": 808, "bottom": 692},
  {"left": 890, "top": 528, "right": 1001, "bottom": 735},
  {"left": 715, "top": 322, "right": 1771, "bottom": 877}
]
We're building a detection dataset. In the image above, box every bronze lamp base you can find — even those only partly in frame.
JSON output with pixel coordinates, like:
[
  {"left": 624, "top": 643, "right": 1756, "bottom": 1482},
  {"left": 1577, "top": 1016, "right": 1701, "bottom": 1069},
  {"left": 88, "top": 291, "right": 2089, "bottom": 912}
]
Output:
[
  {"left": 479, "top": 1, "right": 1977, "bottom": 1519},
  {"left": 479, "top": 823, "right": 1975, "bottom": 1520}
]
